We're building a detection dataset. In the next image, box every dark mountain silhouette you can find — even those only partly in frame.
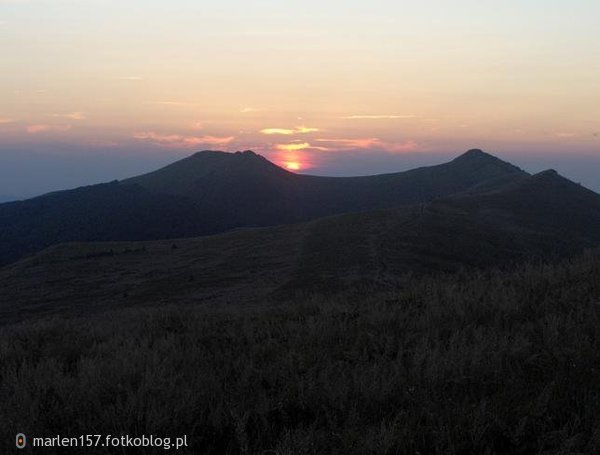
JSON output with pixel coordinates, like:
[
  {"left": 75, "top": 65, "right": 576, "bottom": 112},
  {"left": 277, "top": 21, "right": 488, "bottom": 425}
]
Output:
[
  {"left": 435, "top": 168, "right": 600, "bottom": 239},
  {"left": 2, "top": 165, "right": 600, "bottom": 321},
  {"left": 123, "top": 148, "right": 528, "bottom": 225},
  {"left": 0, "top": 149, "right": 526, "bottom": 266}
]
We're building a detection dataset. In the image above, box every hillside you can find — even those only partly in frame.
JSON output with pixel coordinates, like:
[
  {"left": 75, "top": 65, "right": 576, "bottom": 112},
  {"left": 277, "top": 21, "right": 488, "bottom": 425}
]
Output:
[
  {"left": 2, "top": 249, "right": 600, "bottom": 454},
  {"left": 2, "top": 167, "right": 599, "bottom": 322},
  {"left": 0, "top": 149, "right": 526, "bottom": 266},
  {"left": 435, "top": 168, "right": 600, "bottom": 239}
]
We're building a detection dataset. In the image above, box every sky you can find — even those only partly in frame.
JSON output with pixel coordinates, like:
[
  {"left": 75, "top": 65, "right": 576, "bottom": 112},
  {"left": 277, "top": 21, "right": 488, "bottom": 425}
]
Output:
[{"left": 1, "top": 0, "right": 599, "bottom": 198}]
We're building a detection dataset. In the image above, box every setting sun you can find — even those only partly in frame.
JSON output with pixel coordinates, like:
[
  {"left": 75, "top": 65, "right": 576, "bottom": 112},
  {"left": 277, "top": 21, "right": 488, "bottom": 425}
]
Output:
[{"left": 285, "top": 161, "right": 301, "bottom": 171}]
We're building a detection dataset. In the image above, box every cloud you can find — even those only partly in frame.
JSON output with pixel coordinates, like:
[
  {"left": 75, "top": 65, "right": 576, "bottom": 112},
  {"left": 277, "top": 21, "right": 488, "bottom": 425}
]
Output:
[
  {"left": 26, "top": 124, "right": 71, "bottom": 134},
  {"left": 555, "top": 132, "right": 577, "bottom": 138},
  {"left": 54, "top": 112, "right": 86, "bottom": 120},
  {"left": 262, "top": 128, "right": 296, "bottom": 135},
  {"left": 0, "top": 117, "right": 14, "bottom": 124},
  {"left": 316, "top": 138, "right": 382, "bottom": 149},
  {"left": 341, "top": 115, "right": 418, "bottom": 120},
  {"left": 276, "top": 142, "right": 312, "bottom": 151},
  {"left": 133, "top": 131, "right": 235, "bottom": 148},
  {"left": 275, "top": 142, "right": 329, "bottom": 152},
  {"left": 240, "top": 107, "right": 260, "bottom": 113},
  {"left": 296, "top": 126, "right": 320, "bottom": 133},
  {"left": 116, "top": 76, "right": 143, "bottom": 81},
  {"left": 316, "top": 138, "right": 418, "bottom": 153},
  {"left": 261, "top": 126, "right": 320, "bottom": 135}
]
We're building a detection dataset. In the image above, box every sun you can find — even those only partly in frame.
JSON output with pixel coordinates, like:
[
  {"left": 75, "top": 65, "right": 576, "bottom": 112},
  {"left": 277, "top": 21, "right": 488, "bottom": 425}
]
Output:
[{"left": 285, "top": 161, "right": 301, "bottom": 170}]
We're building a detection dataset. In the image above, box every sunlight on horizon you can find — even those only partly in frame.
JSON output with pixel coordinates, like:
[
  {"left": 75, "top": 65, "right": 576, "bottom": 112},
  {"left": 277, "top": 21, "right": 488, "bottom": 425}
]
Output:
[{"left": 284, "top": 161, "right": 301, "bottom": 171}]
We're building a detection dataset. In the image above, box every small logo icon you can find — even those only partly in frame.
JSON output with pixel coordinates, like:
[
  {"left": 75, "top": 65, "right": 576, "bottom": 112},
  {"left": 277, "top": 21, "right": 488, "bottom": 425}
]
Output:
[{"left": 16, "top": 433, "right": 26, "bottom": 449}]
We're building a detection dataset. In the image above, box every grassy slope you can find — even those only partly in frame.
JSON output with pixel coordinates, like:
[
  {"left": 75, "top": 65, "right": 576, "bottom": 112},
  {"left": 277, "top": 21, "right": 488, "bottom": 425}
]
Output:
[
  {"left": 1, "top": 251, "right": 600, "bottom": 454},
  {"left": 2, "top": 169, "right": 600, "bottom": 322},
  {"left": 0, "top": 206, "right": 562, "bottom": 322},
  {"left": 0, "top": 223, "right": 306, "bottom": 322}
]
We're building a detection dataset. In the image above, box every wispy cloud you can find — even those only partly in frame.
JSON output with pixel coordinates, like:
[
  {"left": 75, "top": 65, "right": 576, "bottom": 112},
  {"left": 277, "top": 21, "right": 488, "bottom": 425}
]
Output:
[
  {"left": 53, "top": 112, "right": 86, "bottom": 120},
  {"left": 275, "top": 142, "right": 329, "bottom": 152},
  {"left": 116, "top": 76, "right": 143, "bottom": 81},
  {"left": 261, "top": 126, "right": 320, "bottom": 135},
  {"left": 0, "top": 117, "right": 14, "bottom": 124},
  {"left": 341, "top": 115, "right": 418, "bottom": 120},
  {"left": 262, "top": 128, "right": 296, "bottom": 135},
  {"left": 296, "top": 126, "right": 320, "bottom": 133},
  {"left": 316, "top": 138, "right": 382, "bottom": 149},
  {"left": 26, "top": 124, "right": 71, "bottom": 134},
  {"left": 555, "top": 132, "right": 577, "bottom": 138},
  {"left": 194, "top": 135, "right": 235, "bottom": 145},
  {"left": 133, "top": 131, "right": 234, "bottom": 148},
  {"left": 240, "top": 107, "right": 260, "bottom": 113},
  {"left": 316, "top": 138, "right": 418, "bottom": 152},
  {"left": 276, "top": 142, "right": 312, "bottom": 151}
]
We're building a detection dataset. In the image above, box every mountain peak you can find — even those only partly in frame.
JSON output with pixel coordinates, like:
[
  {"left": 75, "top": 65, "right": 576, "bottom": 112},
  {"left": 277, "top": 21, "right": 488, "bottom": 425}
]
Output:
[
  {"left": 449, "top": 149, "right": 526, "bottom": 176},
  {"left": 191, "top": 150, "right": 227, "bottom": 157},
  {"left": 465, "top": 148, "right": 486, "bottom": 155},
  {"left": 534, "top": 169, "right": 559, "bottom": 178},
  {"left": 190, "top": 150, "right": 262, "bottom": 159},
  {"left": 499, "top": 168, "right": 600, "bottom": 204},
  {"left": 233, "top": 150, "right": 270, "bottom": 162},
  {"left": 450, "top": 149, "right": 510, "bottom": 168},
  {"left": 454, "top": 149, "right": 496, "bottom": 161},
  {"left": 526, "top": 169, "right": 570, "bottom": 187}
]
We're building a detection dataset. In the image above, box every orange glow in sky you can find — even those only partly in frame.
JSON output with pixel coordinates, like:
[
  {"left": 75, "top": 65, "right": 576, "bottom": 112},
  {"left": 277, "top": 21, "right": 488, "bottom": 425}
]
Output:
[
  {"left": 284, "top": 161, "right": 301, "bottom": 171},
  {"left": 0, "top": 0, "right": 599, "bottom": 175}
]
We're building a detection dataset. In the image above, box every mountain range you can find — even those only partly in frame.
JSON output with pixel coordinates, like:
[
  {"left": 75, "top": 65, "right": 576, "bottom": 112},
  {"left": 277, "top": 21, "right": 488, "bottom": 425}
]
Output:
[
  {"left": 0, "top": 148, "right": 526, "bottom": 266},
  {"left": 2, "top": 149, "right": 600, "bottom": 321}
]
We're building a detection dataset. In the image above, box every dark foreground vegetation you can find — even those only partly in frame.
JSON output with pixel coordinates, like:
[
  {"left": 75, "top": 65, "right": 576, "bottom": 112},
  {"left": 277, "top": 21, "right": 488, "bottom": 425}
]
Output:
[{"left": 2, "top": 251, "right": 600, "bottom": 454}]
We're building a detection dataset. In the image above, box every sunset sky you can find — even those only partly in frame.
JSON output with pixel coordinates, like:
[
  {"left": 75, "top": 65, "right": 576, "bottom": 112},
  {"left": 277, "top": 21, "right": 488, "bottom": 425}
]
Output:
[{"left": 1, "top": 0, "right": 599, "bottom": 197}]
